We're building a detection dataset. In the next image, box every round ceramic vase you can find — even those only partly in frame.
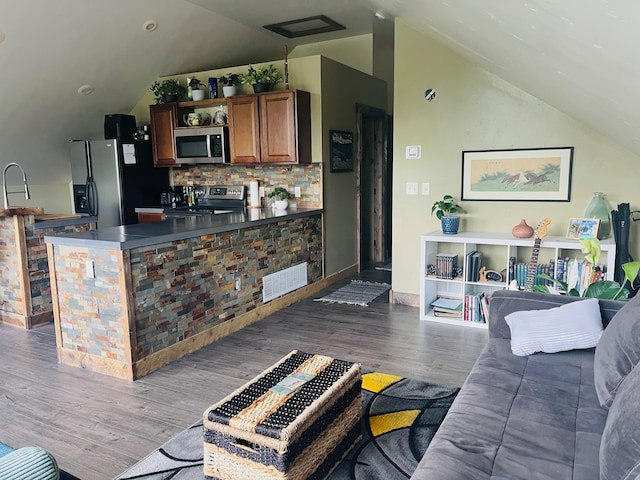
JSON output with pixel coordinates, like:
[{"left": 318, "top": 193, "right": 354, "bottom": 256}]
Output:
[{"left": 441, "top": 216, "right": 460, "bottom": 234}]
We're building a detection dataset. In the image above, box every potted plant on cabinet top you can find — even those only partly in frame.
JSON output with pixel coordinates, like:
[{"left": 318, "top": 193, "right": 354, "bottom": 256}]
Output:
[
  {"left": 240, "top": 65, "right": 282, "bottom": 93},
  {"left": 188, "top": 78, "right": 206, "bottom": 101},
  {"left": 150, "top": 79, "right": 186, "bottom": 104},
  {"left": 219, "top": 73, "right": 241, "bottom": 97},
  {"left": 268, "top": 187, "right": 294, "bottom": 210},
  {"left": 431, "top": 194, "right": 465, "bottom": 234}
]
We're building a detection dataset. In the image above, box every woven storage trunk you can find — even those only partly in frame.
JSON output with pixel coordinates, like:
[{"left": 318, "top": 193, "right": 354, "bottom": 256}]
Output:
[{"left": 203, "top": 350, "right": 362, "bottom": 480}]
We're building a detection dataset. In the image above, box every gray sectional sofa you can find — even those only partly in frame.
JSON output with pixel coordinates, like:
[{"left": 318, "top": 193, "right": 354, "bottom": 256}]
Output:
[{"left": 412, "top": 289, "right": 640, "bottom": 480}]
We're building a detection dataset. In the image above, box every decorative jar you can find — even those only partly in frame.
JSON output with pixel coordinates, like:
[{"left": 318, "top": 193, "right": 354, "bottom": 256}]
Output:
[
  {"left": 584, "top": 192, "right": 612, "bottom": 240},
  {"left": 512, "top": 219, "right": 534, "bottom": 238}
]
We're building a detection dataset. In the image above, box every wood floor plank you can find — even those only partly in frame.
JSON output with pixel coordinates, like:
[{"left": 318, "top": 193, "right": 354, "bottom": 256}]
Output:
[{"left": 0, "top": 269, "right": 488, "bottom": 479}]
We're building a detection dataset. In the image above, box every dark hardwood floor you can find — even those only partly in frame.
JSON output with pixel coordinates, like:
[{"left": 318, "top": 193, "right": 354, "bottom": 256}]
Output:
[{"left": 0, "top": 269, "right": 487, "bottom": 479}]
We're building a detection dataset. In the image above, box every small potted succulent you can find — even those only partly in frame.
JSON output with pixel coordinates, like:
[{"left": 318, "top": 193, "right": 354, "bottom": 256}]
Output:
[
  {"left": 268, "top": 187, "right": 294, "bottom": 210},
  {"left": 218, "top": 73, "right": 241, "bottom": 97},
  {"left": 150, "top": 79, "right": 186, "bottom": 104},
  {"left": 188, "top": 78, "right": 206, "bottom": 101},
  {"left": 431, "top": 194, "right": 465, "bottom": 234},
  {"left": 240, "top": 65, "right": 282, "bottom": 93}
]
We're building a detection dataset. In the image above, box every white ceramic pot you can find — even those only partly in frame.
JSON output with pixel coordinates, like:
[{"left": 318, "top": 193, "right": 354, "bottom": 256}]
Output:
[
  {"left": 274, "top": 199, "right": 288, "bottom": 210},
  {"left": 192, "top": 89, "right": 206, "bottom": 101},
  {"left": 222, "top": 85, "right": 237, "bottom": 97}
]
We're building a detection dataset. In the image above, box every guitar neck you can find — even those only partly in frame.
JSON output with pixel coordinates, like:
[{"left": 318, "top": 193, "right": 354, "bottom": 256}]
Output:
[{"left": 524, "top": 238, "right": 542, "bottom": 291}]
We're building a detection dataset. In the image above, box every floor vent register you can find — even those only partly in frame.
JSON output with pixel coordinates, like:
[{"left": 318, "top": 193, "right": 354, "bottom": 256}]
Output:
[{"left": 262, "top": 263, "right": 308, "bottom": 303}]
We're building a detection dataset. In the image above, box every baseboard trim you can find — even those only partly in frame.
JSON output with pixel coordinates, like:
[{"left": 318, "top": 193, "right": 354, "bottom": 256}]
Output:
[{"left": 390, "top": 291, "right": 419, "bottom": 307}]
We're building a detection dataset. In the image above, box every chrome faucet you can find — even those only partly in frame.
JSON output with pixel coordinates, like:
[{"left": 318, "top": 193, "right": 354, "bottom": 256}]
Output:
[{"left": 2, "top": 163, "right": 31, "bottom": 209}]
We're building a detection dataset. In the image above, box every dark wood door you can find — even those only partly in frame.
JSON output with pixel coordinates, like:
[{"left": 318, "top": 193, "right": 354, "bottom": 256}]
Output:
[
  {"left": 150, "top": 104, "right": 178, "bottom": 167},
  {"left": 228, "top": 95, "right": 260, "bottom": 164}
]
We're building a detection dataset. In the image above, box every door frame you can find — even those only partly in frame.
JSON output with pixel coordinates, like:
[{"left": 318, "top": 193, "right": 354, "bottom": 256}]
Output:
[{"left": 355, "top": 104, "right": 391, "bottom": 270}]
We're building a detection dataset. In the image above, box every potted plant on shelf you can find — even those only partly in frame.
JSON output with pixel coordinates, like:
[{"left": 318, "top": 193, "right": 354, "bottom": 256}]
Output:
[
  {"left": 240, "top": 65, "right": 282, "bottom": 93},
  {"left": 431, "top": 194, "right": 465, "bottom": 234},
  {"left": 150, "top": 79, "right": 186, "bottom": 104},
  {"left": 268, "top": 187, "right": 294, "bottom": 210},
  {"left": 218, "top": 73, "right": 241, "bottom": 97},
  {"left": 188, "top": 78, "right": 206, "bottom": 101}
]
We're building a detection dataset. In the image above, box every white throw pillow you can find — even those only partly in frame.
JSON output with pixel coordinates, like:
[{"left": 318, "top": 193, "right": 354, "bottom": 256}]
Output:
[{"left": 504, "top": 298, "right": 604, "bottom": 356}]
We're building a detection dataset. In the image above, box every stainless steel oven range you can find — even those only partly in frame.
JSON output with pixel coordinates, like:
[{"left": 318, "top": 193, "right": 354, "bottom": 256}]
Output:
[{"left": 163, "top": 185, "right": 246, "bottom": 217}]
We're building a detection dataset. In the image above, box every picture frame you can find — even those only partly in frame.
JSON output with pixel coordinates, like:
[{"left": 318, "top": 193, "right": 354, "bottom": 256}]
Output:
[
  {"left": 461, "top": 147, "right": 573, "bottom": 201},
  {"left": 329, "top": 130, "right": 354, "bottom": 172},
  {"left": 566, "top": 217, "right": 600, "bottom": 240}
]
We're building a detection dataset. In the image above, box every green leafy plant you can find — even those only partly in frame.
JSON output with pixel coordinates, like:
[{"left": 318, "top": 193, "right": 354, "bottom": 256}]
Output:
[
  {"left": 240, "top": 65, "right": 283, "bottom": 85},
  {"left": 431, "top": 195, "right": 465, "bottom": 219},
  {"left": 268, "top": 187, "right": 294, "bottom": 201},
  {"left": 188, "top": 78, "right": 204, "bottom": 89},
  {"left": 219, "top": 73, "right": 241, "bottom": 86},
  {"left": 533, "top": 238, "right": 640, "bottom": 300},
  {"left": 150, "top": 79, "right": 186, "bottom": 103}
]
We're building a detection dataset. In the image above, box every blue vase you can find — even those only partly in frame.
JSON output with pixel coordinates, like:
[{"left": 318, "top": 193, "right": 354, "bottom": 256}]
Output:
[{"left": 441, "top": 216, "right": 460, "bottom": 234}]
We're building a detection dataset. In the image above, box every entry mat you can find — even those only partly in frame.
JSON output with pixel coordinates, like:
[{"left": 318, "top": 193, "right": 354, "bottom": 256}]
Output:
[{"left": 314, "top": 280, "right": 391, "bottom": 307}]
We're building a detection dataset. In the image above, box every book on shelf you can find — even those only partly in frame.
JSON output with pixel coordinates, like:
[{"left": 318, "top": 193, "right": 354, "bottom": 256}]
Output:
[
  {"left": 431, "top": 297, "right": 463, "bottom": 317},
  {"left": 463, "top": 293, "right": 489, "bottom": 323},
  {"left": 435, "top": 253, "right": 458, "bottom": 279}
]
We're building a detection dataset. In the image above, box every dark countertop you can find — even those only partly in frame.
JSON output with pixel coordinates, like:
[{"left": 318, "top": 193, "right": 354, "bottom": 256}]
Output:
[
  {"left": 33, "top": 215, "right": 97, "bottom": 230},
  {"left": 44, "top": 208, "right": 322, "bottom": 250}
]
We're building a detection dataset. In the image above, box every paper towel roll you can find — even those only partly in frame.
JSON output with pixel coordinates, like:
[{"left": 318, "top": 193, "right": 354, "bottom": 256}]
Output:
[{"left": 249, "top": 181, "right": 260, "bottom": 207}]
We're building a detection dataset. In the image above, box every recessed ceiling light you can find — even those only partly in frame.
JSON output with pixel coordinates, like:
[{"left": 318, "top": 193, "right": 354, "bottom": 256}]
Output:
[
  {"left": 263, "top": 15, "right": 345, "bottom": 38},
  {"left": 0, "top": 32, "right": 5, "bottom": 44},
  {"left": 142, "top": 20, "right": 158, "bottom": 32},
  {"left": 77, "top": 84, "right": 94, "bottom": 96}
]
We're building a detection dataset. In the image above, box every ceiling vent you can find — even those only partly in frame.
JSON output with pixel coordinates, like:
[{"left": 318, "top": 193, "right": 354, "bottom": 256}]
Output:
[{"left": 263, "top": 15, "right": 345, "bottom": 38}]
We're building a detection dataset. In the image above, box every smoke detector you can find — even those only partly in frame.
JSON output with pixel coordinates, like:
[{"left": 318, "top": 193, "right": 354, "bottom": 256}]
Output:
[{"left": 77, "top": 84, "right": 94, "bottom": 96}]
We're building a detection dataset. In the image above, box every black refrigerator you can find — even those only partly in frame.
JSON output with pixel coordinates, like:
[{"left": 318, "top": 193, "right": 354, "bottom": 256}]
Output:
[{"left": 69, "top": 139, "right": 170, "bottom": 228}]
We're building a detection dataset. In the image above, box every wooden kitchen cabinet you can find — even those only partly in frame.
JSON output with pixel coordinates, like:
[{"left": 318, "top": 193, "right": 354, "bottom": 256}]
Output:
[
  {"left": 227, "top": 90, "right": 311, "bottom": 165},
  {"left": 137, "top": 212, "right": 165, "bottom": 223},
  {"left": 150, "top": 103, "right": 178, "bottom": 167}
]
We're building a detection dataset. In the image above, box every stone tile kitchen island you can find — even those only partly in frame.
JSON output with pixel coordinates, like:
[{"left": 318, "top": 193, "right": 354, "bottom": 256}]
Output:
[{"left": 44, "top": 208, "right": 322, "bottom": 380}]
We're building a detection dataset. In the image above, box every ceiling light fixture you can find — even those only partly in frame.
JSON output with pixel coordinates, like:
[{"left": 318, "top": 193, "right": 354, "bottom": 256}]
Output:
[
  {"left": 263, "top": 15, "right": 345, "bottom": 38},
  {"left": 77, "top": 84, "right": 94, "bottom": 96},
  {"left": 142, "top": 20, "right": 158, "bottom": 33},
  {"left": 374, "top": 11, "right": 386, "bottom": 20}
]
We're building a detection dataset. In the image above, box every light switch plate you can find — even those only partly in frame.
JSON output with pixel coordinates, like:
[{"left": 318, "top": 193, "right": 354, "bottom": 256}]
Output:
[
  {"left": 85, "top": 260, "right": 95, "bottom": 278},
  {"left": 422, "top": 182, "right": 430, "bottom": 195},
  {"left": 294, "top": 187, "right": 301, "bottom": 198},
  {"left": 405, "top": 145, "right": 422, "bottom": 159},
  {"left": 406, "top": 182, "right": 419, "bottom": 195}
]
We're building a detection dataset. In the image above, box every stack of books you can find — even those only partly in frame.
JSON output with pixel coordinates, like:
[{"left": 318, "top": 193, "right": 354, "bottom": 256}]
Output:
[
  {"left": 465, "top": 250, "right": 483, "bottom": 282},
  {"left": 435, "top": 253, "right": 458, "bottom": 279},
  {"left": 431, "top": 297, "right": 463, "bottom": 318}
]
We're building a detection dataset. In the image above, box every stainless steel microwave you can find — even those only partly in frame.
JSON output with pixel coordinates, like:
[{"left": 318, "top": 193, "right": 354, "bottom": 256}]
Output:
[{"left": 174, "top": 126, "right": 229, "bottom": 164}]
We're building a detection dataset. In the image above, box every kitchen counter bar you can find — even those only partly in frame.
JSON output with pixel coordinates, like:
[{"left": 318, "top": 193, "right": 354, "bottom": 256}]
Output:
[
  {"left": 44, "top": 208, "right": 323, "bottom": 380},
  {"left": 44, "top": 207, "right": 322, "bottom": 250}
]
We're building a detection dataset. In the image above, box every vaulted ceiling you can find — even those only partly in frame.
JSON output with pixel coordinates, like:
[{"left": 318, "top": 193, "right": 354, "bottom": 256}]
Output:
[{"left": 2, "top": 0, "right": 638, "bottom": 184}]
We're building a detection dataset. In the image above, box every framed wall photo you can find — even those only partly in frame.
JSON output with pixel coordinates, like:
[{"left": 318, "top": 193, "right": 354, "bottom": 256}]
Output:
[
  {"left": 329, "top": 130, "right": 354, "bottom": 172},
  {"left": 566, "top": 217, "right": 600, "bottom": 240},
  {"left": 461, "top": 146, "right": 573, "bottom": 201}
]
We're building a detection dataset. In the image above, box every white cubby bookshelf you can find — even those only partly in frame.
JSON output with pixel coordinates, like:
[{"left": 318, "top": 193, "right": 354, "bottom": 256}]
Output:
[{"left": 419, "top": 231, "right": 617, "bottom": 329}]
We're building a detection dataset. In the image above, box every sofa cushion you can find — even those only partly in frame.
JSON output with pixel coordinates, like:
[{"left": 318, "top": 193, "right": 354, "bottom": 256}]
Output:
[
  {"left": 412, "top": 339, "right": 606, "bottom": 480},
  {"left": 504, "top": 298, "right": 603, "bottom": 356},
  {"left": 599, "top": 363, "right": 640, "bottom": 480},
  {"left": 594, "top": 291, "right": 640, "bottom": 409}
]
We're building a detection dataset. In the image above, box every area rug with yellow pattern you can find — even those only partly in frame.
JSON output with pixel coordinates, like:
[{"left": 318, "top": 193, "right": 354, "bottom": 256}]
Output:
[{"left": 115, "top": 372, "right": 458, "bottom": 480}]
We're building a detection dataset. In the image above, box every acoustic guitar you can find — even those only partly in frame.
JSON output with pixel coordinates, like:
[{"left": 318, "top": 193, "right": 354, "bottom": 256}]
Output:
[{"left": 524, "top": 218, "right": 550, "bottom": 291}]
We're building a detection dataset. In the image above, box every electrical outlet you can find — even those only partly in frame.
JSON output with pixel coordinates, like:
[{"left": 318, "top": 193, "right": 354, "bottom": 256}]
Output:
[
  {"left": 422, "top": 182, "right": 430, "bottom": 195},
  {"left": 294, "top": 187, "right": 301, "bottom": 198},
  {"left": 406, "top": 182, "right": 419, "bottom": 195},
  {"left": 85, "top": 260, "right": 95, "bottom": 278},
  {"left": 235, "top": 278, "right": 241, "bottom": 291},
  {"left": 405, "top": 145, "right": 422, "bottom": 159}
]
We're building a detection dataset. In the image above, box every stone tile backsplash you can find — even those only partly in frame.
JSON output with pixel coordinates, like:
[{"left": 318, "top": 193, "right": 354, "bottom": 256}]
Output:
[{"left": 170, "top": 164, "right": 322, "bottom": 209}]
